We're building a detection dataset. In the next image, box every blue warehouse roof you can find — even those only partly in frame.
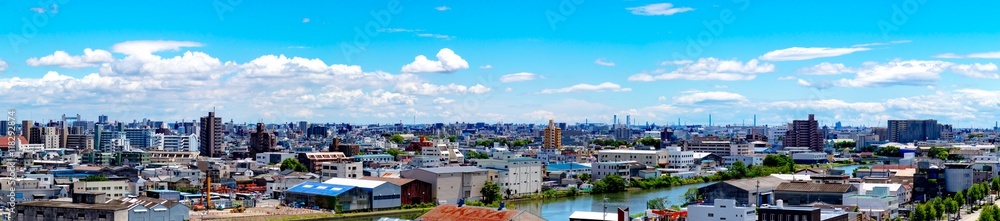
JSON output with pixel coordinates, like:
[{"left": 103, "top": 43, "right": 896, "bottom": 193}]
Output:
[
  {"left": 287, "top": 181, "right": 356, "bottom": 197},
  {"left": 546, "top": 163, "right": 590, "bottom": 172}
]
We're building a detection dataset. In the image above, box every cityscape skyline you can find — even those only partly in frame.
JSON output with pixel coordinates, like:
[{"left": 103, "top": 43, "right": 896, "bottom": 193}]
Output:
[{"left": 2, "top": 1, "right": 1000, "bottom": 126}]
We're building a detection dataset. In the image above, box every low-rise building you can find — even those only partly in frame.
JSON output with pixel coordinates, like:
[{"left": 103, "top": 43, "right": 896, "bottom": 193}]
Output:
[
  {"left": 596, "top": 149, "right": 668, "bottom": 168},
  {"left": 400, "top": 166, "right": 488, "bottom": 204},
  {"left": 773, "top": 182, "right": 856, "bottom": 205},
  {"left": 360, "top": 176, "right": 433, "bottom": 205},
  {"left": 475, "top": 157, "right": 544, "bottom": 197},
  {"left": 591, "top": 161, "right": 646, "bottom": 181},
  {"left": 320, "top": 161, "right": 363, "bottom": 179},
  {"left": 688, "top": 199, "right": 756, "bottom": 221},
  {"left": 324, "top": 178, "right": 401, "bottom": 210},
  {"left": 74, "top": 179, "right": 131, "bottom": 199}
]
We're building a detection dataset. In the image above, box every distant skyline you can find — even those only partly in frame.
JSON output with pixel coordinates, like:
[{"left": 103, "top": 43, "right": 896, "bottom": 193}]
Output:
[{"left": 2, "top": 1, "right": 1000, "bottom": 127}]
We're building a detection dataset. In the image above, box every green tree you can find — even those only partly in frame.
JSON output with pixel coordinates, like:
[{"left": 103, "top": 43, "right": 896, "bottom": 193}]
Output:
[
  {"left": 390, "top": 134, "right": 405, "bottom": 144},
  {"left": 84, "top": 175, "right": 110, "bottom": 182},
  {"left": 601, "top": 174, "right": 627, "bottom": 193},
  {"left": 729, "top": 161, "right": 749, "bottom": 179},
  {"left": 636, "top": 137, "right": 661, "bottom": 147},
  {"left": 480, "top": 180, "right": 502, "bottom": 204},
  {"left": 646, "top": 197, "right": 671, "bottom": 210},
  {"left": 280, "top": 158, "right": 308, "bottom": 172},
  {"left": 447, "top": 135, "right": 458, "bottom": 142},
  {"left": 874, "top": 146, "right": 901, "bottom": 157},
  {"left": 683, "top": 187, "right": 700, "bottom": 203},
  {"left": 386, "top": 148, "right": 404, "bottom": 158},
  {"left": 946, "top": 198, "right": 958, "bottom": 220},
  {"left": 578, "top": 173, "right": 591, "bottom": 182}
]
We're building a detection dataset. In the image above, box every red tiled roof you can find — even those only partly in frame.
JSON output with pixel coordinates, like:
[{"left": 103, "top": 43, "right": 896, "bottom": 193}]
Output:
[
  {"left": 0, "top": 136, "right": 28, "bottom": 149},
  {"left": 419, "top": 204, "right": 543, "bottom": 221}
]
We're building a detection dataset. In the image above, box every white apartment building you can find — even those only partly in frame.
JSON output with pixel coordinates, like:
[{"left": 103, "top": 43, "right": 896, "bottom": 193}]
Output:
[
  {"left": 159, "top": 134, "right": 198, "bottom": 152},
  {"left": 596, "top": 149, "right": 668, "bottom": 167},
  {"left": 685, "top": 141, "right": 751, "bottom": 157},
  {"left": 591, "top": 161, "right": 644, "bottom": 181},
  {"left": 474, "top": 157, "right": 543, "bottom": 197},
  {"left": 74, "top": 180, "right": 131, "bottom": 198},
  {"left": 688, "top": 199, "right": 756, "bottom": 221},
  {"left": 665, "top": 147, "right": 694, "bottom": 170},
  {"left": 320, "top": 161, "right": 363, "bottom": 179},
  {"left": 41, "top": 127, "right": 59, "bottom": 149},
  {"left": 724, "top": 155, "right": 763, "bottom": 167}
]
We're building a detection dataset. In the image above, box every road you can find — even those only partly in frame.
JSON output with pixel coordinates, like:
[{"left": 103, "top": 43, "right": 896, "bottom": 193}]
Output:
[{"left": 959, "top": 198, "right": 999, "bottom": 221}]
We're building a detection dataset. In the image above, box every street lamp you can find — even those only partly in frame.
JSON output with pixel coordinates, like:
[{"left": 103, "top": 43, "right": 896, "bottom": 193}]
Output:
[{"left": 603, "top": 198, "right": 609, "bottom": 221}]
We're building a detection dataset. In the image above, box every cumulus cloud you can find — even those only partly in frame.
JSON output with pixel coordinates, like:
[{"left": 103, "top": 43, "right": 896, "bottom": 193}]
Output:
[
  {"left": 950, "top": 63, "right": 1000, "bottom": 79},
  {"left": 539, "top": 82, "right": 631, "bottom": 94},
  {"left": 393, "top": 82, "right": 490, "bottom": 95},
  {"left": 833, "top": 60, "right": 999, "bottom": 87},
  {"left": 499, "top": 72, "right": 537, "bottom": 83},
  {"left": 0, "top": 59, "right": 7, "bottom": 72},
  {"left": 480, "top": 64, "right": 492, "bottom": 69},
  {"left": 778, "top": 76, "right": 797, "bottom": 80},
  {"left": 26, "top": 48, "right": 115, "bottom": 68},
  {"left": 111, "top": 40, "right": 203, "bottom": 55},
  {"left": 796, "top": 62, "right": 852, "bottom": 75},
  {"left": 626, "top": 3, "right": 694, "bottom": 16},
  {"left": 595, "top": 58, "right": 616, "bottom": 66},
  {"left": 432, "top": 97, "right": 455, "bottom": 104},
  {"left": 935, "top": 51, "right": 1000, "bottom": 59},
  {"left": 401, "top": 48, "right": 469, "bottom": 73},
  {"left": 673, "top": 91, "right": 748, "bottom": 104},
  {"left": 628, "top": 58, "right": 774, "bottom": 81},
  {"left": 759, "top": 47, "right": 870, "bottom": 61}
]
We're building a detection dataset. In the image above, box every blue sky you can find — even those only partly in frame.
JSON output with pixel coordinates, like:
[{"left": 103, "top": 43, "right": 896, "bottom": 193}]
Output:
[{"left": 1, "top": 1, "right": 1000, "bottom": 127}]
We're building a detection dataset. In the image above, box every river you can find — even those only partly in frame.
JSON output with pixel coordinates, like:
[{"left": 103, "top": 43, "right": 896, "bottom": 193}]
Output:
[{"left": 320, "top": 164, "right": 866, "bottom": 221}]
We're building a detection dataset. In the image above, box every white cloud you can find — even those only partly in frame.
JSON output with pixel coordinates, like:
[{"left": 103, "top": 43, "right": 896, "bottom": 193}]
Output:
[
  {"left": 950, "top": 63, "right": 1000, "bottom": 79},
  {"left": 29, "top": 8, "right": 44, "bottom": 13},
  {"left": 505, "top": 87, "right": 513, "bottom": 92},
  {"left": 432, "top": 97, "right": 455, "bottom": 104},
  {"left": 628, "top": 58, "right": 774, "bottom": 81},
  {"left": 499, "top": 72, "right": 537, "bottom": 83},
  {"left": 969, "top": 52, "right": 1000, "bottom": 59},
  {"left": 768, "top": 99, "right": 886, "bottom": 113},
  {"left": 796, "top": 62, "right": 852, "bottom": 75},
  {"left": 522, "top": 110, "right": 557, "bottom": 121},
  {"left": 850, "top": 40, "right": 911, "bottom": 48},
  {"left": 480, "top": 64, "right": 492, "bottom": 69},
  {"left": 932, "top": 51, "right": 1000, "bottom": 59},
  {"left": 778, "top": 76, "right": 797, "bottom": 80},
  {"left": 393, "top": 82, "right": 490, "bottom": 95},
  {"left": 26, "top": 48, "right": 115, "bottom": 68},
  {"left": 673, "top": 91, "right": 748, "bottom": 104},
  {"left": 796, "top": 79, "right": 813, "bottom": 87},
  {"left": 626, "top": 3, "right": 694, "bottom": 16},
  {"left": 435, "top": 6, "right": 451, "bottom": 11},
  {"left": 933, "top": 53, "right": 963, "bottom": 59},
  {"left": 416, "top": 33, "right": 454, "bottom": 40},
  {"left": 379, "top": 28, "right": 419, "bottom": 33},
  {"left": 539, "top": 82, "right": 632, "bottom": 94},
  {"left": 401, "top": 48, "right": 469, "bottom": 73},
  {"left": 111, "top": 40, "right": 203, "bottom": 55},
  {"left": 0, "top": 59, "right": 7, "bottom": 72},
  {"left": 595, "top": 58, "right": 616, "bottom": 66},
  {"left": 833, "top": 60, "right": 951, "bottom": 87},
  {"left": 660, "top": 60, "right": 693, "bottom": 65},
  {"left": 658, "top": 96, "right": 667, "bottom": 101},
  {"left": 302, "top": 18, "right": 310, "bottom": 23},
  {"left": 759, "top": 47, "right": 870, "bottom": 61}
]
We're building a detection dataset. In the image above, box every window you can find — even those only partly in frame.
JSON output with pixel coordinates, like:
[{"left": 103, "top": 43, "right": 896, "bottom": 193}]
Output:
[{"left": 708, "top": 213, "right": 714, "bottom": 217}]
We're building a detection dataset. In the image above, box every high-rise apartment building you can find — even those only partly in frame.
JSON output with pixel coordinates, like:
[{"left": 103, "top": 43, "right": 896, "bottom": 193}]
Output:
[
  {"left": 0, "top": 120, "right": 7, "bottom": 136},
  {"left": 543, "top": 119, "right": 561, "bottom": 149},
  {"left": 784, "top": 114, "right": 823, "bottom": 152},
  {"left": 160, "top": 134, "right": 198, "bottom": 152},
  {"left": 887, "top": 119, "right": 942, "bottom": 143},
  {"left": 199, "top": 112, "right": 224, "bottom": 157},
  {"left": 125, "top": 128, "right": 155, "bottom": 150},
  {"left": 249, "top": 123, "right": 277, "bottom": 158},
  {"left": 22, "top": 120, "right": 33, "bottom": 143}
]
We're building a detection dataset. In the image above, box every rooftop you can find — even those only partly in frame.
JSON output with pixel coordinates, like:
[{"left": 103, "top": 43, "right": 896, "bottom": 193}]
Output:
[
  {"left": 416, "top": 166, "right": 487, "bottom": 174},
  {"left": 776, "top": 182, "right": 854, "bottom": 193},
  {"left": 323, "top": 177, "right": 388, "bottom": 189},
  {"left": 286, "top": 181, "right": 355, "bottom": 197},
  {"left": 359, "top": 176, "right": 416, "bottom": 186}
]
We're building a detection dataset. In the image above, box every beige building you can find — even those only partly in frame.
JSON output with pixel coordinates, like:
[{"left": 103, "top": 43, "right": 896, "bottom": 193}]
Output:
[
  {"left": 684, "top": 141, "right": 751, "bottom": 157},
  {"left": 400, "top": 166, "right": 488, "bottom": 204},
  {"left": 73, "top": 180, "right": 131, "bottom": 198},
  {"left": 543, "top": 119, "right": 562, "bottom": 149},
  {"left": 148, "top": 151, "right": 198, "bottom": 164},
  {"left": 320, "top": 161, "right": 363, "bottom": 179}
]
